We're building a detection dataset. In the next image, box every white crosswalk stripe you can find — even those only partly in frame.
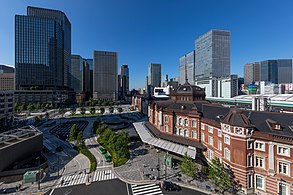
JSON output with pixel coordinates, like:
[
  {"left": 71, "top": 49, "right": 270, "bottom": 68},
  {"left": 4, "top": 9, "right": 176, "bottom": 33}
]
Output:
[
  {"left": 131, "top": 183, "right": 163, "bottom": 195},
  {"left": 57, "top": 172, "right": 87, "bottom": 188},
  {"left": 92, "top": 169, "right": 116, "bottom": 182}
]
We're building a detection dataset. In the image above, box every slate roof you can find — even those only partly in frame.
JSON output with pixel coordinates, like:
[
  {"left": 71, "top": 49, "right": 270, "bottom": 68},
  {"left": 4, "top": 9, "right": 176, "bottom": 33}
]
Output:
[{"left": 154, "top": 100, "right": 293, "bottom": 138}]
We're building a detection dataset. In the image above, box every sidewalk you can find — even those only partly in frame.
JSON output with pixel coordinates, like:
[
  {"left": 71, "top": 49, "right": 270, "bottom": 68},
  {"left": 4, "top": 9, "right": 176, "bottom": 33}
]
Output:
[{"left": 113, "top": 142, "right": 216, "bottom": 194}]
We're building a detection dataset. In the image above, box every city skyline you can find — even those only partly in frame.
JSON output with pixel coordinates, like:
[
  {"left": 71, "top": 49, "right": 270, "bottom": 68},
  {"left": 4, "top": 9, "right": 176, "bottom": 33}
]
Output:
[{"left": 1, "top": 0, "right": 293, "bottom": 89}]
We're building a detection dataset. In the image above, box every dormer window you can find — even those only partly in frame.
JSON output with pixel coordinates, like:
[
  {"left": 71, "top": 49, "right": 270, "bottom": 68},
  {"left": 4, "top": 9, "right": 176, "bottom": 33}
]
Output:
[
  {"left": 265, "top": 119, "right": 283, "bottom": 131},
  {"left": 275, "top": 124, "right": 281, "bottom": 130}
]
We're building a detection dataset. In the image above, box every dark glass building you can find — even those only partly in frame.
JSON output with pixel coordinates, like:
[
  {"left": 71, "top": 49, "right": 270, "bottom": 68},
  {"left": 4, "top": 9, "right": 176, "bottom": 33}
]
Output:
[
  {"left": 15, "top": 6, "right": 71, "bottom": 90},
  {"left": 260, "top": 59, "right": 292, "bottom": 84}
]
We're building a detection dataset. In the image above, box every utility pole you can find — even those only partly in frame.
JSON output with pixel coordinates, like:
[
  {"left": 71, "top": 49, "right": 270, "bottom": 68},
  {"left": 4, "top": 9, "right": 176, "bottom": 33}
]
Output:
[
  {"left": 157, "top": 157, "right": 160, "bottom": 180},
  {"left": 38, "top": 156, "right": 41, "bottom": 190}
]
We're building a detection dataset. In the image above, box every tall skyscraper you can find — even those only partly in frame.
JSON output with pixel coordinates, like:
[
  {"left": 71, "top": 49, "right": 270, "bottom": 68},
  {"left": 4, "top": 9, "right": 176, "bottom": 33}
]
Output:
[
  {"left": 195, "top": 30, "right": 230, "bottom": 81},
  {"left": 85, "top": 59, "right": 94, "bottom": 95},
  {"left": 244, "top": 62, "right": 260, "bottom": 86},
  {"left": 71, "top": 55, "right": 83, "bottom": 93},
  {"left": 179, "top": 50, "right": 195, "bottom": 84},
  {"left": 15, "top": 6, "right": 71, "bottom": 90},
  {"left": 119, "top": 65, "right": 129, "bottom": 100},
  {"left": 148, "top": 63, "right": 161, "bottom": 96},
  {"left": 260, "top": 59, "right": 293, "bottom": 84},
  {"left": 93, "top": 51, "right": 118, "bottom": 101}
]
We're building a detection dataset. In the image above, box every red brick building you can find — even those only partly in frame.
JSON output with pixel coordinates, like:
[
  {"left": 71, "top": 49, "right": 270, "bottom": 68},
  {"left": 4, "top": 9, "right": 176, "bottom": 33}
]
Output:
[{"left": 147, "top": 81, "right": 293, "bottom": 195}]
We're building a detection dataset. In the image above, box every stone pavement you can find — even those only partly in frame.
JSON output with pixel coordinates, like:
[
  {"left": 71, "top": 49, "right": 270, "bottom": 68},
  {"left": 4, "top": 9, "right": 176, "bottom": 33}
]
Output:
[{"left": 114, "top": 141, "right": 217, "bottom": 194}]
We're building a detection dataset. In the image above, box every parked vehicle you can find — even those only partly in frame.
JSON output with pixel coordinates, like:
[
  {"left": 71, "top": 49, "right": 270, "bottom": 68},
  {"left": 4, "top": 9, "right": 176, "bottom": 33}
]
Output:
[{"left": 162, "top": 181, "right": 181, "bottom": 191}]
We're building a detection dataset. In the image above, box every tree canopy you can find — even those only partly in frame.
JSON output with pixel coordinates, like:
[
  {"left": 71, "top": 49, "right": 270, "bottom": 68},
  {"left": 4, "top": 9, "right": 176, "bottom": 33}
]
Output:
[{"left": 179, "top": 153, "right": 198, "bottom": 179}]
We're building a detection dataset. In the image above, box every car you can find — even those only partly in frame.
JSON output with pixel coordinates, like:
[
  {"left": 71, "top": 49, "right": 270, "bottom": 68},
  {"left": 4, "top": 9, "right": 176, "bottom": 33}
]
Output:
[
  {"left": 99, "top": 147, "right": 107, "bottom": 154},
  {"left": 104, "top": 153, "right": 112, "bottom": 162},
  {"left": 162, "top": 181, "right": 181, "bottom": 191},
  {"left": 56, "top": 146, "right": 63, "bottom": 152}
]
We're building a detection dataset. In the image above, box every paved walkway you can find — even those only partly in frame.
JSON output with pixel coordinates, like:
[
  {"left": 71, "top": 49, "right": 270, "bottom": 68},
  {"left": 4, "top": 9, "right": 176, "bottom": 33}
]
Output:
[{"left": 114, "top": 142, "right": 214, "bottom": 194}]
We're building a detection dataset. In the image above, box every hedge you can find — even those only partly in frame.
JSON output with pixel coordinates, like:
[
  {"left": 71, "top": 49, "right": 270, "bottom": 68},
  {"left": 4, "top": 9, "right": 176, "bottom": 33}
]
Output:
[{"left": 77, "top": 144, "right": 97, "bottom": 172}]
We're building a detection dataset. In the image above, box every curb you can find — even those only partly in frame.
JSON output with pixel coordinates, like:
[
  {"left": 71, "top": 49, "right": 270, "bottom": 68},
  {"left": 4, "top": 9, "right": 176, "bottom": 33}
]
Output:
[
  {"left": 172, "top": 181, "right": 211, "bottom": 194},
  {"left": 112, "top": 167, "right": 154, "bottom": 185}
]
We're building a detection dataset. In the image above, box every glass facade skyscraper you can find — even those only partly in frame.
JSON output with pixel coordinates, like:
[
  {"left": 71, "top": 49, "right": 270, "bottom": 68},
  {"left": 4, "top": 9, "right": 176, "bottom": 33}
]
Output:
[
  {"left": 260, "top": 59, "right": 292, "bottom": 84},
  {"left": 15, "top": 6, "right": 71, "bottom": 90},
  {"left": 195, "top": 30, "right": 230, "bottom": 81},
  {"left": 179, "top": 50, "right": 195, "bottom": 84}
]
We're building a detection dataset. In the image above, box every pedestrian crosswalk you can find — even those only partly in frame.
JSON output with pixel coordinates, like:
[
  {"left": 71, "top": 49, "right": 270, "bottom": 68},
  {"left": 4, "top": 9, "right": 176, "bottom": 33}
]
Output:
[
  {"left": 57, "top": 172, "right": 87, "bottom": 188},
  {"left": 92, "top": 169, "right": 116, "bottom": 182},
  {"left": 131, "top": 183, "right": 163, "bottom": 195},
  {"left": 56, "top": 169, "right": 116, "bottom": 188}
]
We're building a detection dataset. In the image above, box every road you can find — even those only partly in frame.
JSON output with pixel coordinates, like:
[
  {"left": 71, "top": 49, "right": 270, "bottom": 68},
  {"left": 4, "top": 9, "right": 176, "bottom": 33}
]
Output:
[
  {"left": 46, "top": 179, "right": 130, "bottom": 195},
  {"left": 46, "top": 178, "right": 208, "bottom": 195}
]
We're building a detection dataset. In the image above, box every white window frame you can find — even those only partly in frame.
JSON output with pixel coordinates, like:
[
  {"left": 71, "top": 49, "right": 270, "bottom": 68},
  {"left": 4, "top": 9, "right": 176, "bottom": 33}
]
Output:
[
  {"left": 164, "top": 125, "right": 169, "bottom": 133},
  {"left": 218, "top": 130, "right": 222, "bottom": 137},
  {"left": 192, "top": 130, "right": 197, "bottom": 139},
  {"left": 201, "top": 132, "right": 205, "bottom": 142},
  {"left": 278, "top": 161, "right": 290, "bottom": 176},
  {"left": 247, "top": 155, "right": 253, "bottom": 167},
  {"left": 218, "top": 140, "right": 222, "bottom": 151},
  {"left": 278, "top": 182, "right": 289, "bottom": 195},
  {"left": 201, "top": 123, "right": 205, "bottom": 130},
  {"left": 224, "top": 148, "right": 230, "bottom": 161},
  {"left": 255, "top": 141, "right": 265, "bottom": 151},
  {"left": 164, "top": 116, "right": 168, "bottom": 123},
  {"left": 255, "top": 156, "right": 265, "bottom": 168},
  {"left": 192, "top": 120, "right": 197, "bottom": 128},
  {"left": 224, "top": 135, "right": 230, "bottom": 145},
  {"left": 255, "top": 174, "right": 265, "bottom": 191},
  {"left": 208, "top": 149, "right": 214, "bottom": 160},
  {"left": 208, "top": 136, "right": 213, "bottom": 146},
  {"left": 277, "top": 146, "right": 290, "bottom": 157},
  {"left": 208, "top": 126, "right": 213, "bottom": 134},
  {"left": 184, "top": 119, "right": 188, "bottom": 126},
  {"left": 247, "top": 174, "right": 253, "bottom": 189},
  {"left": 247, "top": 140, "right": 253, "bottom": 149}
]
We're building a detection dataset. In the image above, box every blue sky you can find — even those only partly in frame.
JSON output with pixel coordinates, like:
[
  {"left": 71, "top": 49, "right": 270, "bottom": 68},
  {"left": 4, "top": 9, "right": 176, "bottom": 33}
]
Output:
[{"left": 0, "top": 0, "right": 293, "bottom": 89}]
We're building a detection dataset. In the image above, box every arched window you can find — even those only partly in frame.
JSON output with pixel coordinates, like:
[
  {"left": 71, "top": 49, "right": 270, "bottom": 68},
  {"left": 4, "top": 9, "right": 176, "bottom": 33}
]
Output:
[
  {"left": 184, "top": 129, "right": 188, "bottom": 137},
  {"left": 184, "top": 119, "right": 188, "bottom": 126},
  {"left": 179, "top": 118, "right": 182, "bottom": 126},
  {"left": 173, "top": 128, "right": 177, "bottom": 135}
]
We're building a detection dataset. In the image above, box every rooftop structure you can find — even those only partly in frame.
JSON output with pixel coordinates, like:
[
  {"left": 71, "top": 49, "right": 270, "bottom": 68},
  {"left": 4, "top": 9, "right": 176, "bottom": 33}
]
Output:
[{"left": 0, "top": 126, "right": 43, "bottom": 172}]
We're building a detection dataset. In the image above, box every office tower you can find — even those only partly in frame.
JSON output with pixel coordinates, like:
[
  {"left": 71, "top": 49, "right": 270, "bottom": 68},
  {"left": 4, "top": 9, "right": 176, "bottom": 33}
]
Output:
[
  {"left": 93, "top": 51, "right": 118, "bottom": 101},
  {"left": 147, "top": 63, "right": 161, "bottom": 95},
  {"left": 85, "top": 59, "right": 94, "bottom": 95},
  {"left": 83, "top": 60, "right": 90, "bottom": 94},
  {"left": 71, "top": 55, "right": 83, "bottom": 93},
  {"left": 120, "top": 65, "right": 129, "bottom": 100},
  {"left": 179, "top": 50, "right": 196, "bottom": 84},
  {"left": 15, "top": 6, "right": 71, "bottom": 90},
  {"left": 0, "top": 65, "right": 15, "bottom": 90},
  {"left": 244, "top": 62, "right": 260, "bottom": 86},
  {"left": 195, "top": 30, "right": 230, "bottom": 81},
  {"left": 260, "top": 59, "right": 293, "bottom": 84},
  {"left": 276, "top": 59, "right": 293, "bottom": 83},
  {"left": 0, "top": 91, "right": 14, "bottom": 130}
]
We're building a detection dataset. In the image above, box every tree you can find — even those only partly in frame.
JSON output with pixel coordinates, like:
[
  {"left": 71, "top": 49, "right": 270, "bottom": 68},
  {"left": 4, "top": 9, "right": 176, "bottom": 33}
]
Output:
[
  {"left": 69, "top": 124, "right": 80, "bottom": 141},
  {"left": 90, "top": 101, "right": 96, "bottom": 107},
  {"left": 207, "top": 158, "right": 234, "bottom": 193},
  {"left": 96, "top": 124, "right": 108, "bottom": 135},
  {"left": 100, "top": 107, "right": 105, "bottom": 115},
  {"left": 90, "top": 107, "right": 96, "bottom": 115},
  {"left": 99, "top": 128, "right": 114, "bottom": 145},
  {"left": 109, "top": 107, "right": 114, "bottom": 114},
  {"left": 117, "top": 107, "right": 123, "bottom": 113},
  {"left": 179, "top": 153, "right": 199, "bottom": 179},
  {"left": 45, "top": 103, "right": 51, "bottom": 109},
  {"left": 76, "top": 131, "right": 83, "bottom": 145},
  {"left": 36, "top": 102, "right": 41, "bottom": 110},
  {"left": 27, "top": 103, "right": 35, "bottom": 112},
  {"left": 80, "top": 107, "right": 86, "bottom": 116}
]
